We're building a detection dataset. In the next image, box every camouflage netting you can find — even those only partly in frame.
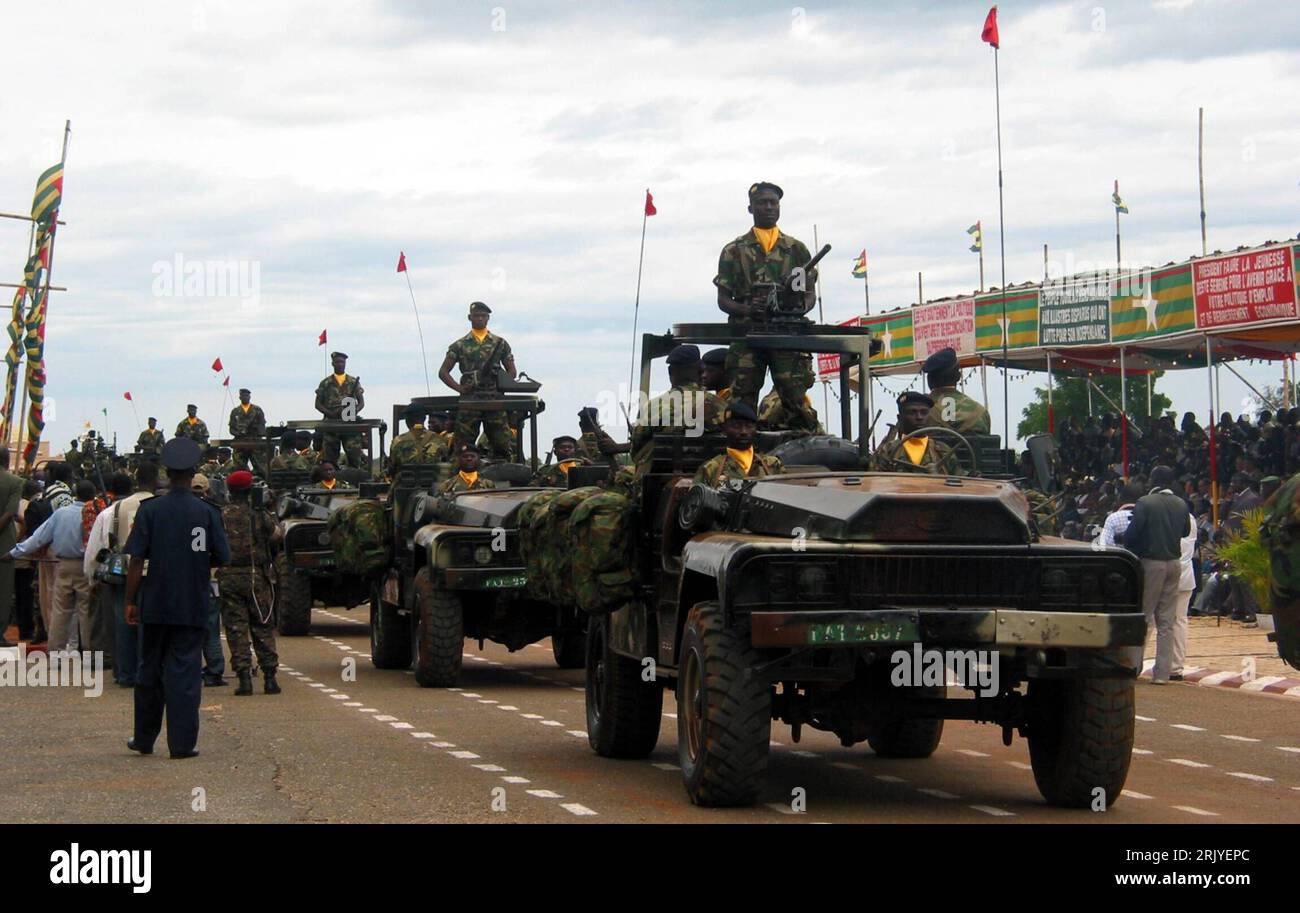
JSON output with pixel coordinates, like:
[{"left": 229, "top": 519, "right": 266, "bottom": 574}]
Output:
[
  {"left": 518, "top": 487, "right": 635, "bottom": 613},
  {"left": 328, "top": 499, "right": 391, "bottom": 577}
]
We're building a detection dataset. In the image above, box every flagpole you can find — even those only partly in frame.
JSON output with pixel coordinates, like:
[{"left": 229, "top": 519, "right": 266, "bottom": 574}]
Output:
[
  {"left": 1115, "top": 182, "right": 1122, "bottom": 276},
  {"left": 978, "top": 231, "right": 985, "bottom": 293},
  {"left": 994, "top": 45, "right": 1010, "bottom": 470},
  {"left": 401, "top": 265, "right": 431, "bottom": 395},
  {"left": 814, "top": 225, "right": 830, "bottom": 433},
  {"left": 4, "top": 222, "right": 37, "bottom": 447},
  {"left": 627, "top": 189, "right": 649, "bottom": 417},
  {"left": 127, "top": 397, "right": 142, "bottom": 432},
  {"left": 1198, "top": 107, "right": 1207, "bottom": 256}
]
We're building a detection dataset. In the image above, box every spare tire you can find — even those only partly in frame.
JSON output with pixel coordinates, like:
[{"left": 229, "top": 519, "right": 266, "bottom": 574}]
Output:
[
  {"left": 769, "top": 434, "right": 862, "bottom": 470},
  {"left": 481, "top": 462, "right": 536, "bottom": 487}
]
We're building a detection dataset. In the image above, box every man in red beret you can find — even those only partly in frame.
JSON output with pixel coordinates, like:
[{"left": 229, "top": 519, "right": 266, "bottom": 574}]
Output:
[{"left": 217, "top": 470, "right": 281, "bottom": 695}]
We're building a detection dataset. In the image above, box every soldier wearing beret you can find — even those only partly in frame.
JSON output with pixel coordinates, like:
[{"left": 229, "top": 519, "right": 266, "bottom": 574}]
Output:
[
  {"left": 532, "top": 435, "right": 592, "bottom": 487},
  {"left": 174, "top": 404, "right": 210, "bottom": 446},
  {"left": 630, "top": 344, "right": 724, "bottom": 477},
  {"left": 314, "top": 351, "right": 366, "bottom": 468},
  {"left": 694, "top": 401, "right": 783, "bottom": 487},
  {"left": 229, "top": 388, "right": 267, "bottom": 439},
  {"left": 700, "top": 347, "right": 733, "bottom": 411},
  {"left": 136, "top": 418, "right": 164, "bottom": 457},
  {"left": 427, "top": 411, "right": 456, "bottom": 453},
  {"left": 870, "top": 391, "right": 963, "bottom": 475},
  {"left": 713, "top": 182, "right": 819, "bottom": 433},
  {"left": 217, "top": 469, "right": 280, "bottom": 696},
  {"left": 438, "top": 301, "right": 518, "bottom": 461},
  {"left": 923, "top": 346, "right": 991, "bottom": 436},
  {"left": 438, "top": 444, "right": 497, "bottom": 494}
]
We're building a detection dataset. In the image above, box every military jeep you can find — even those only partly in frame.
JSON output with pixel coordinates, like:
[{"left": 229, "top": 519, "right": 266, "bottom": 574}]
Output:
[
  {"left": 368, "top": 393, "right": 587, "bottom": 682},
  {"left": 576, "top": 323, "right": 1144, "bottom": 809},
  {"left": 268, "top": 419, "right": 387, "bottom": 635}
]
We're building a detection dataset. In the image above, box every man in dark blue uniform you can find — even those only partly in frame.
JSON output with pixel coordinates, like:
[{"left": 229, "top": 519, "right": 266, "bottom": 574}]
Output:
[{"left": 124, "top": 438, "right": 230, "bottom": 759}]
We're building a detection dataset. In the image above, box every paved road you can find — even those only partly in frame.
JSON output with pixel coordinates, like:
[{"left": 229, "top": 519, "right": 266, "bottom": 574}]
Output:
[{"left": 4, "top": 607, "right": 1298, "bottom": 823}]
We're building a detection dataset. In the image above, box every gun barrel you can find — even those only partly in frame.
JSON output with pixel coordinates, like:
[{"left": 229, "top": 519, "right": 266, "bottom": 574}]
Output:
[{"left": 805, "top": 243, "right": 832, "bottom": 273}]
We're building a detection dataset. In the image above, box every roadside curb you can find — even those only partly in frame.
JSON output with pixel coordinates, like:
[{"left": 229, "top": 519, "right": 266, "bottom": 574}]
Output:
[{"left": 1140, "top": 661, "right": 1300, "bottom": 697}]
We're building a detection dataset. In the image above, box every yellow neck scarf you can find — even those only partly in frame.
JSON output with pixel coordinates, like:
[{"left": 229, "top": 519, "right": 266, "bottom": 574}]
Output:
[
  {"left": 240, "top": 403, "right": 251, "bottom": 413},
  {"left": 727, "top": 447, "right": 755, "bottom": 474},
  {"left": 187, "top": 417, "right": 198, "bottom": 425},
  {"left": 752, "top": 226, "right": 781, "bottom": 254},
  {"left": 471, "top": 328, "right": 489, "bottom": 343},
  {"left": 902, "top": 437, "right": 928, "bottom": 465},
  {"left": 321, "top": 478, "right": 337, "bottom": 490},
  {"left": 558, "top": 460, "right": 578, "bottom": 474},
  {"left": 459, "top": 470, "right": 479, "bottom": 486},
  {"left": 334, "top": 373, "right": 347, "bottom": 385}
]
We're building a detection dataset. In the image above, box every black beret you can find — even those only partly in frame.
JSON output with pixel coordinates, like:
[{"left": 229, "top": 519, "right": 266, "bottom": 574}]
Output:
[
  {"left": 922, "top": 347, "right": 958, "bottom": 375},
  {"left": 469, "top": 301, "right": 492, "bottom": 314},
  {"left": 725, "top": 401, "right": 759, "bottom": 422},
  {"left": 186, "top": 404, "right": 197, "bottom": 410},
  {"left": 748, "top": 181, "right": 784, "bottom": 200},
  {"left": 897, "top": 390, "right": 935, "bottom": 409},
  {"left": 553, "top": 435, "right": 578, "bottom": 447},
  {"left": 161, "top": 438, "right": 202, "bottom": 471},
  {"left": 147, "top": 417, "right": 157, "bottom": 423},
  {"left": 280, "top": 430, "right": 296, "bottom": 445},
  {"left": 701, "top": 348, "right": 729, "bottom": 366},
  {"left": 432, "top": 411, "right": 452, "bottom": 421},
  {"left": 458, "top": 443, "right": 479, "bottom": 454},
  {"left": 330, "top": 351, "right": 347, "bottom": 359},
  {"left": 666, "top": 344, "right": 701, "bottom": 366},
  {"left": 402, "top": 404, "right": 426, "bottom": 419}
]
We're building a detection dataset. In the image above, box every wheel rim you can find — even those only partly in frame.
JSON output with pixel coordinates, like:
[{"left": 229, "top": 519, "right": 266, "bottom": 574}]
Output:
[{"left": 682, "top": 646, "right": 703, "bottom": 764}]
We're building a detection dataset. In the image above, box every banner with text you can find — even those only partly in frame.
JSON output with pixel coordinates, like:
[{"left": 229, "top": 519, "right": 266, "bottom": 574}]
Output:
[
  {"left": 912, "top": 298, "right": 975, "bottom": 361},
  {"left": 1040, "top": 277, "right": 1111, "bottom": 346},
  {"left": 816, "top": 316, "right": 863, "bottom": 379},
  {"left": 1193, "top": 248, "right": 1297, "bottom": 330}
]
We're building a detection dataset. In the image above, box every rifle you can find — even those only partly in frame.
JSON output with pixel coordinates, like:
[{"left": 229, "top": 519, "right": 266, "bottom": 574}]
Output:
[{"left": 748, "top": 243, "right": 833, "bottom": 323}]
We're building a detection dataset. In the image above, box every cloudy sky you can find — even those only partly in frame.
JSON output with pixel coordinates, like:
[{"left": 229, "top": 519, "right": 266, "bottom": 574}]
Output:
[{"left": 2, "top": 0, "right": 1298, "bottom": 455}]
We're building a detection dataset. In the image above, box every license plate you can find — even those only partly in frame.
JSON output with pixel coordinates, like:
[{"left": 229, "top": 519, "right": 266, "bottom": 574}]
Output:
[
  {"left": 807, "top": 619, "right": 919, "bottom": 645},
  {"left": 482, "top": 573, "right": 526, "bottom": 589}
]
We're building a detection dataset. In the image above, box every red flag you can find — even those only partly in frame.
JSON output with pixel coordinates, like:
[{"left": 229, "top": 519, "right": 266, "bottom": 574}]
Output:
[
  {"left": 223, "top": 376, "right": 230, "bottom": 387},
  {"left": 981, "top": 6, "right": 999, "bottom": 48},
  {"left": 123, "top": 391, "right": 132, "bottom": 402},
  {"left": 211, "top": 357, "right": 223, "bottom": 372},
  {"left": 397, "top": 251, "right": 407, "bottom": 273},
  {"left": 318, "top": 329, "right": 328, "bottom": 346},
  {"left": 644, "top": 191, "right": 657, "bottom": 217}
]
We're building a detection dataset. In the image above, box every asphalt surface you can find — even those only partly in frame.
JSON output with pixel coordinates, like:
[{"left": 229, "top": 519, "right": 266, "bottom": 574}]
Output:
[{"left": 4, "top": 606, "right": 1299, "bottom": 824}]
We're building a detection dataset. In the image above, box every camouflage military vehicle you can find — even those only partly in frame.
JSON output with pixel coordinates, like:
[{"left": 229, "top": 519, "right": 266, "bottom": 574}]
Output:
[
  {"left": 368, "top": 393, "right": 587, "bottom": 681},
  {"left": 269, "top": 419, "right": 387, "bottom": 635},
  {"left": 566, "top": 323, "right": 1144, "bottom": 809}
]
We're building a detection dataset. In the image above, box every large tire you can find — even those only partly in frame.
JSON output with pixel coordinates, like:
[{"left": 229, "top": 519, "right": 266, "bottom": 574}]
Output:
[
  {"left": 551, "top": 632, "right": 585, "bottom": 670},
  {"left": 275, "top": 554, "right": 313, "bottom": 636},
  {"left": 768, "top": 434, "right": 862, "bottom": 470},
  {"left": 585, "top": 616, "right": 663, "bottom": 758},
  {"left": 676, "top": 601, "right": 771, "bottom": 806},
  {"left": 413, "top": 567, "right": 463, "bottom": 687},
  {"left": 867, "top": 685, "right": 945, "bottom": 758},
  {"left": 369, "top": 583, "right": 412, "bottom": 670},
  {"left": 1027, "top": 675, "right": 1135, "bottom": 809}
]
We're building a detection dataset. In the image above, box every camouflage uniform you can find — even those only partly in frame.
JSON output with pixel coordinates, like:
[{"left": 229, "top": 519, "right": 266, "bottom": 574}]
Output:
[
  {"left": 1258, "top": 474, "right": 1300, "bottom": 667},
  {"left": 533, "top": 457, "right": 591, "bottom": 488},
  {"left": 136, "top": 428, "right": 164, "bottom": 456},
  {"left": 229, "top": 403, "right": 268, "bottom": 439},
  {"left": 927, "top": 386, "right": 991, "bottom": 435},
  {"left": 714, "top": 229, "right": 818, "bottom": 431},
  {"left": 269, "top": 449, "right": 318, "bottom": 472},
  {"left": 447, "top": 330, "right": 514, "bottom": 459},
  {"left": 630, "top": 382, "right": 724, "bottom": 476},
  {"left": 869, "top": 436, "right": 963, "bottom": 475},
  {"left": 217, "top": 499, "right": 278, "bottom": 675},
  {"left": 758, "top": 389, "right": 825, "bottom": 434},
  {"left": 693, "top": 449, "right": 783, "bottom": 487},
  {"left": 438, "top": 472, "right": 497, "bottom": 494},
  {"left": 1023, "top": 488, "right": 1060, "bottom": 536},
  {"left": 174, "top": 417, "right": 210, "bottom": 445},
  {"left": 314, "top": 373, "right": 366, "bottom": 467},
  {"left": 389, "top": 426, "right": 449, "bottom": 475},
  {"left": 578, "top": 431, "right": 603, "bottom": 462},
  {"left": 197, "top": 459, "right": 223, "bottom": 477}
]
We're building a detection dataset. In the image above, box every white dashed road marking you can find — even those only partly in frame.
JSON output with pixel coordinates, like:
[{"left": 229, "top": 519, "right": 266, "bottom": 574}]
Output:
[
  {"left": 970, "top": 805, "right": 1015, "bottom": 817},
  {"left": 1121, "top": 790, "right": 1153, "bottom": 800},
  {"left": 1226, "top": 772, "right": 1273, "bottom": 783},
  {"left": 1173, "top": 805, "right": 1220, "bottom": 817},
  {"left": 917, "top": 788, "right": 960, "bottom": 800},
  {"left": 1167, "top": 758, "right": 1212, "bottom": 768},
  {"left": 1170, "top": 724, "right": 1205, "bottom": 732}
]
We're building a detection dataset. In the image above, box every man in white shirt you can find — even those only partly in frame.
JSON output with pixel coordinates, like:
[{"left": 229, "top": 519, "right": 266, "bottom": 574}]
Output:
[
  {"left": 1170, "top": 509, "right": 1199, "bottom": 681},
  {"left": 1096, "top": 482, "right": 1144, "bottom": 549},
  {"left": 84, "top": 463, "right": 157, "bottom": 685}
]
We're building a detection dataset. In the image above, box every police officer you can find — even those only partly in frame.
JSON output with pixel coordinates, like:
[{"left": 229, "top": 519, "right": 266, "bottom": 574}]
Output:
[
  {"left": 713, "top": 181, "right": 819, "bottom": 432},
  {"left": 314, "top": 351, "right": 366, "bottom": 467},
  {"left": 923, "top": 346, "right": 991, "bottom": 435},
  {"left": 438, "top": 301, "right": 518, "bottom": 460},
  {"left": 124, "top": 438, "right": 231, "bottom": 759},
  {"left": 629, "top": 344, "right": 724, "bottom": 476},
  {"left": 218, "top": 470, "right": 280, "bottom": 696},
  {"left": 694, "top": 401, "right": 783, "bottom": 486},
  {"left": 870, "top": 391, "right": 963, "bottom": 475}
]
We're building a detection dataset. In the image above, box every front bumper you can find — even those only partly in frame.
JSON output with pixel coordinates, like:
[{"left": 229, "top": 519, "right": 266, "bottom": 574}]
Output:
[{"left": 749, "top": 608, "right": 1145, "bottom": 649}]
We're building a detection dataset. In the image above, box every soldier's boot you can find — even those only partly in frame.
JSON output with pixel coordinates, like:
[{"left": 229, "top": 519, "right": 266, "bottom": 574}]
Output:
[
  {"left": 263, "top": 669, "right": 281, "bottom": 695},
  {"left": 234, "top": 670, "right": 253, "bottom": 696}
]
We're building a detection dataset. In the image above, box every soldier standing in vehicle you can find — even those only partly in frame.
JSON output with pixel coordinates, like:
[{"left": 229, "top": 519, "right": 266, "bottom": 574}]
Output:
[
  {"left": 630, "top": 344, "right": 724, "bottom": 476},
  {"left": 136, "top": 418, "right": 164, "bottom": 457},
  {"left": 922, "top": 347, "right": 991, "bottom": 435},
  {"left": 427, "top": 411, "right": 456, "bottom": 453},
  {"left": 700, "top": 348, "right": 732, "bottom": 410},
  {"left": 217, "top": 470, "right": 280, "bottom": 696},
  {"left": 174, "top": 404, "right": 210, "bottom": 445},
  {"left": 713, "top": 181, "right": 819, "bottom": 432},
  {"left": 438, "top": 444, "right": 497, "bottom": 494},
  {"left": 438, "top": 301, "right": 517, "bottom": 461},
  {"left": 870, "top": 392, "right": 963, "bottom": 475},
  {"left": 389, "top": 405, "right": 445, "bottom": 476},
  {"left": 314, "top": 351, "right": 366, "bottom": 467},
  {"left": 532, "top": 435, "right": 591, "bottom": 487},
  {"left": 694, "top": 402, "right": 783, "bottom": 486},
  {"left": 228, "top": 388, "right": 268, "bottom": 475}
]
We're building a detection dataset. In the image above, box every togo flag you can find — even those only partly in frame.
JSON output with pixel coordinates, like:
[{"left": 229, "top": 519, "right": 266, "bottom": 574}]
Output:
[
  {"left": 1112, "top": 180, "right": 1129, "bottom": 214},
  {"left": 967, "top": 221, "right": 983, "bottom": 253},
  {"left": 31, "top": 163, "right": 64, "bottom": 225},
  {"left": 851, "top": 249, "right": 867, "bottom": 278}
]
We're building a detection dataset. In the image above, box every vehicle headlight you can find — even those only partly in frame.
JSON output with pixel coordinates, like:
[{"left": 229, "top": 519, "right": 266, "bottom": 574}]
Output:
[
  {"left": 318, "top": 531, "right": 331, "bottom": 546},
  {"left": 474, "top": 545, "right": 493, "bottom": 565}
]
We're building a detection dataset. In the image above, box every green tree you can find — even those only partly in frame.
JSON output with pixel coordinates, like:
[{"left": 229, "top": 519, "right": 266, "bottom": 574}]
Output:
[{"left": 1018, "top": 371, "right": 1171, "bottom": 440}]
